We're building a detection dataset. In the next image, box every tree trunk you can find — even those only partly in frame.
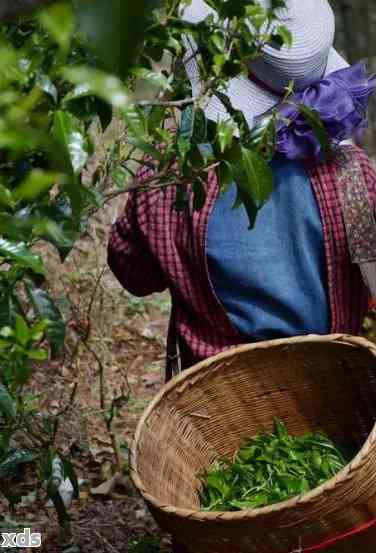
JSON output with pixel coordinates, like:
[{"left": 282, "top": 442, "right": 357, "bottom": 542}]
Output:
[{"left": 0, "top": 0, "right": 57, "bottom": 22}]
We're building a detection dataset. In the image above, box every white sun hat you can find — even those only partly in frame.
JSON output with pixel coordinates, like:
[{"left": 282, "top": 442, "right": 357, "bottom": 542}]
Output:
[{"left": 182, "top": 0, "right": 349, "bottom": 128}]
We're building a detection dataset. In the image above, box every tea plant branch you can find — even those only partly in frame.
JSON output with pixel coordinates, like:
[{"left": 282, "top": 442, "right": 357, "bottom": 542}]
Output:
[
  {"left": 51, "top": 382, "right": 78, "bottom": 444},
  {"left": 136, "top": 96, "right": 197, "bottom": 108},
  {"left": 82, "top": 265, "right": 107, "bottom": 343},
  {"left": 80, "top": 338, "right": 124, "bottom": 471},
  {"left": 94, "top": 530, "right": 121, "bottom": 553},
  {"left": 104, "top": 157, "right": 221, "bottom": 203},
  {"left": 64, "top": 266, "right": 126, "bottom": 472}
]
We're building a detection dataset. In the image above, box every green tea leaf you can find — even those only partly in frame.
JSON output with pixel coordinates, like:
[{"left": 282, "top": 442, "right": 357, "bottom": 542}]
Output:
[
  {"left": 0, "top": 449, "right": 33, "bottom": 477},
  {"left": 178, "top": 105, "right": 194, "bottom": 160},
  {"left": 0, "top": 385, "right": 16, "bottom": 419},
  {"left": 14, "top": 170, "right": 62, "bottom": 201},
  {"left": 15, "top": 314, "right": 30, "bottom": 347},
  {"left": 276, "top": 25, "right": 293, "bottom": 48},
  {"left": 35, "top": 73, "right": 58, "bottom": 103},
  {"left": 25, "top": 285, "right": 66, "bottom": 355},
  {"left": 217, "top": 120, "right": 236, "bottom": 153},
  {"left": 200, "top": 420, "right": 349, "bottom": 512},
  {"left": 0, "top": 238, "right": 45, "bottom": 275},
  {"left": 53, "top": 111, "right": 89, "bottom": 175},
  {"left": 63, "top": 67, "right": 129, "bottom": 109},
  {"left": 298, "top": 104, "right": 332, "bottom": 160},
  {"left": 0, "top": 183, "right": 14, "bottom": 208},
  {"left": 245, "top": 113, "right": 276, "bottom": 159},
  {"left": 26, "top": 348, "right": 48, "bottom": 361},
  {"left": 240, "top": 147, "right": 273, "bottom": 209}
]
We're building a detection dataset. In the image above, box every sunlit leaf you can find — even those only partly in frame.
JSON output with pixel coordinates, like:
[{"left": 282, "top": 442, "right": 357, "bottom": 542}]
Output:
[
  {"left": 246, "top": 113, "right": 276, "bottom": 159},
  {"left": 53, "top": 111, "right": 89, "bottom": 175},
  {"left": 39, "top": 2, "right": 75, "bottom": 51},
  {"left": 132, "top": 68, "right": 172, "bottom": 93},
  {"left": 276, "top": 25, "right": 293, "bottom": 48},
  {"left": 15, "top": 314, "right": 30, "bottom": 347},
  {"left": 35, "top": 73, "right": 58, "bottom": 103},
  {"left": 26, "top": 348, "right": 48, "bottom": 361},
  {"left": 62, "top": 83, "right": 91, "bottom": 104},
  {"left": 111, "top": 166, "right": 132, "bottom": 189},
  {"left": 217, "top": 120, "right": 236, "bottom": 153},
  {"left": 14, "top": 170, "right": 62, "bottom": 201},
  {"left": 0, "top": 238, "right": 45, "bottom": 275},
  {"left": 63, "top": 66, "right": 129, "bottom": 108},
  {"left": 0, "top": 449, "right": 33, "bottom": 477},
  {"left": 0, "top": 183, "right": 14, "bottom": 208}
]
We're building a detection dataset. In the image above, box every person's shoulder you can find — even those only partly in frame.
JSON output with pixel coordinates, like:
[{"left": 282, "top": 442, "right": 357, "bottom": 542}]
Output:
[
  {"left": 305, "top": 143, "right": 376, "bottom": 191},
  {"left": 336, "top": 142, "right": 375, "bottom": 170},
  {"left": 334, "top": 143, "right": 376, "bottom": 203}
]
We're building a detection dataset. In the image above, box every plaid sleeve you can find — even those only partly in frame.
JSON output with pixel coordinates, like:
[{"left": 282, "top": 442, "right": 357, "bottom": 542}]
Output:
[{"left": 107, "top": 189, "right": 167, "bottom": 297}]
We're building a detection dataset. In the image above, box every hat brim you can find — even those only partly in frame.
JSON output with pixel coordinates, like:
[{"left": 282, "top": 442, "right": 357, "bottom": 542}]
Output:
[{"left": 185, "top": 47, "right": 349, "bottom": 128}]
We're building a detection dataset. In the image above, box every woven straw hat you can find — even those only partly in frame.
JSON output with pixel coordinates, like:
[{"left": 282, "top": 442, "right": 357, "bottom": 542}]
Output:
[{"left": 182, "top": 0, "right": 349, "bottom": 127}]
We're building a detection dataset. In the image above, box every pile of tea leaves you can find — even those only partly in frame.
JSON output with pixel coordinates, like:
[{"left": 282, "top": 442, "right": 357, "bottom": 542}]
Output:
[{"left": 200, "top": 419, "right": 350, "bottom": 511}]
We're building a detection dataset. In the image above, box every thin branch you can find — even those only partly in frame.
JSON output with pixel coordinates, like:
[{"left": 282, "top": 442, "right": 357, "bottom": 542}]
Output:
[
  {"left": 82, "top": 266, "right": 107, "bottom": 343},
  {"left": 135, "top": 96, "right": 197, "bottom": 108},
  {"left": 51, "top": 382, "right": 78, "bottom": 444},
  {"left": 94, "top": 531, "right": 121, "bottom": 553}
]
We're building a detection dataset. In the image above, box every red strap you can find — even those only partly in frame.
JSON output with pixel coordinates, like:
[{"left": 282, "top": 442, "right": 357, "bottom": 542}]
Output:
[{"left": 289, "top": 517, "right": 376, "bottom": 552}]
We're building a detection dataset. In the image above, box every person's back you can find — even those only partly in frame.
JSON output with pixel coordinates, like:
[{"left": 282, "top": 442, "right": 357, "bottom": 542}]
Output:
[{"left": 108, "top": 0, "right": 376, "bottom": 374}]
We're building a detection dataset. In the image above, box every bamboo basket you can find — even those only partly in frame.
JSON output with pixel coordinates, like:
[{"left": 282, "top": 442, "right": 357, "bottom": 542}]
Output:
[{"left": 130, "top": 334, "right": 376, "bottom": 553}]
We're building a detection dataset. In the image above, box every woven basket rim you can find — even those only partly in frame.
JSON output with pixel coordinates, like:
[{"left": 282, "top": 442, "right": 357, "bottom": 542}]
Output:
[{"left": 130, "top": 333, "right": 376, "bottom": 521}]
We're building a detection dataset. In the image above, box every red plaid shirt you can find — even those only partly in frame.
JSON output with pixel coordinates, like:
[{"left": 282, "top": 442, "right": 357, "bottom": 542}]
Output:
[{"left": 108, "top": 145, "right": 376, "bottom": 360}]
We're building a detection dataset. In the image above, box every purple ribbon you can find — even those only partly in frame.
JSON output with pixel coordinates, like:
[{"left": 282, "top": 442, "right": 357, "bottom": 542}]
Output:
[{"left": 275, "top": 63, "right": 376, "bottom": 160}]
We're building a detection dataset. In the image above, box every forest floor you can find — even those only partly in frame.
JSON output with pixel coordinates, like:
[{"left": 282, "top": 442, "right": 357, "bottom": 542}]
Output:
[{"left": 0, "top": 193, "right": 172, "bottom": 552}]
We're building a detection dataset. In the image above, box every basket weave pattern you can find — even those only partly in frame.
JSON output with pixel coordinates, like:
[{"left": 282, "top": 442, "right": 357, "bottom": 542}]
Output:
[{"left": 130, "top": 335, "right": 376, "bottom": 553}]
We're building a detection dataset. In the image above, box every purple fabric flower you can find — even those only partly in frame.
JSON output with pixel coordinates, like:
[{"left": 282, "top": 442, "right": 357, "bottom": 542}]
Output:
[{"left": 275, "top": 63, "right": 376, "bottom": 160}]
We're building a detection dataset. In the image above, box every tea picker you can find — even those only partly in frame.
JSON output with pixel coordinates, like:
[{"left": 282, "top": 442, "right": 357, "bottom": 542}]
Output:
[{"left": 108, "top": 0, "right": 376, "bottom": 551}]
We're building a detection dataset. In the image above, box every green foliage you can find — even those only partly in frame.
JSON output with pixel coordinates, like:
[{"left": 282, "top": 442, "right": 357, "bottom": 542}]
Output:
[
  {"left": 200, "top": 420, "right": 350, "bottom": 511},
  {"left": 0, "top": 0, "right": 104, "bottom": 524},
  {"left": 299, "top": 104, "right": 332, "bottom": 161}
]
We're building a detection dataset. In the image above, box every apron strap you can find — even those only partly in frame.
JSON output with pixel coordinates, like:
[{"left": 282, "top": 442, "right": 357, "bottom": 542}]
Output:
[{"left": 336, "top": 147, "right": 376, "bottom": 298}]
